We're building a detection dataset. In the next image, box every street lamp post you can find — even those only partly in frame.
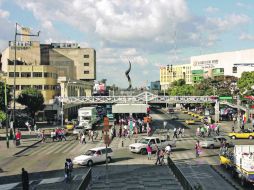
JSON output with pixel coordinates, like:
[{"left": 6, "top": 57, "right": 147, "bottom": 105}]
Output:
[
  {"left": 13, "top": 23, "right": 40, "bottom": 133},
  {"left": 4, "top": 79, "right": 9, "bottom": 148}
]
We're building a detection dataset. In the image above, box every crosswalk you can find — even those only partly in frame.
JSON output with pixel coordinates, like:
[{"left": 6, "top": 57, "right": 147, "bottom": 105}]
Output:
[
  {"left": 171, "top": 135, "right": 220, "bottom": 166},
  {"left": 16, "top": 135, "right": 140, "bottom": 157}
]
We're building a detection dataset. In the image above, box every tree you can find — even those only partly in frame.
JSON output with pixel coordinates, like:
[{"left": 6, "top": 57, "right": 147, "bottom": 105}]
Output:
[
  {"left": 237, "top": 72, "right": 254, "bottom": 95},
  {"left": 0, "top": 81, "right": 11, "bottom": 111},
  {"left": 17, "top": 88, "right": 45, "bottom": 122}
]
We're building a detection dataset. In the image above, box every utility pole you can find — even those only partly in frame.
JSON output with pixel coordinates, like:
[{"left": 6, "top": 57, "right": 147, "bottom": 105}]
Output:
[
  {"left": 4, "top": 79, "right": 9, "bottom": 148},
  {"left": 237, "top": 94, "right": 241, "bottom": 130}
]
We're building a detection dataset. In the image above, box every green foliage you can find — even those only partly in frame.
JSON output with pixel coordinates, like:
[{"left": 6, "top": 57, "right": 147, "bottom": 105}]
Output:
[
  {"left": 172, "top": 79, "right": 186, "bottom": 87},
  {"left": 0, "top": 81, "right": 11, "bottom": 111},
  {"left": 169, "top": 84, "right": 194, "bottom": 96},
  {"left": 17, "top": 88, "right": 45, "bottom": 118},
  {"left": 0, "top": 110, "right": 6, "bottom": 122},
  {"left": 237, "top": 72, "right": 254, "bottom": 95}
]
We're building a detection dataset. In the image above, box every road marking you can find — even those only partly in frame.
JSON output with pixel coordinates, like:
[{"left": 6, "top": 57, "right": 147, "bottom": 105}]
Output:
[
  {"left": 38, "top": 177, "right": 64, "bottom": 185},
  {"left": 0, "top": 182, "right": 19, "bottom": 190}
]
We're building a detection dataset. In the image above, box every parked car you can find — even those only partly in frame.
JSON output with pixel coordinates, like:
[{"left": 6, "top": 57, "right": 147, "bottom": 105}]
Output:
[
  {"left": 228, "top": 129, "right": 254, "bottom": 139},
  {"left": 200, "top": 136, "right": 234, "bottom": 149},
  {"left": 129, "top": 136, "right": 176, "bottom": 155},
  {"left": 73, "top": 147, "right": 113, "bottom": 166}
]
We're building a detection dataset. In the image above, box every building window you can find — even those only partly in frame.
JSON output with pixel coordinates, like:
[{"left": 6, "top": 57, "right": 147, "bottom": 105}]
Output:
[
  {"left": 84, "top": 54, "right": 89, "bottom": 58},
  {"left": 44, "top": 85, "right": 51, "bottom": 90},
  {"left": 84, "top": 62, "right": 89, "bottom": 66},
  {"left": 21, "top": 85, "right": 31, "bottom": 90},
  {"left": 84, "top": 70, "right": 89, "bottom": 74},
  {"left": 33, "top": 72, "right": 42, "bottom": 77},
  {"left": 52, "top": 73, "right": 57, "bottom": 79},
  {"left": 33, "top": 85, "right": 43, "bottom": 90},
  {"left": 232, "top": 66, "right": 237, "bottom": 73},
  {"left": 44, "top": 72, "right": 52, "bottom": 77},
  {"left": 21, "top": 72, "right": 31, "bottom": 77},
  {"left": 8, "top": 72, "right": 19, "bottom": 77}
]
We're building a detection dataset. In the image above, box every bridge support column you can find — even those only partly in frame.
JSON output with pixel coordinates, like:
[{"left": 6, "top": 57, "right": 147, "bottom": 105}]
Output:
[{"left": 215, "top": 100, "right": 220, "bottom": 123}]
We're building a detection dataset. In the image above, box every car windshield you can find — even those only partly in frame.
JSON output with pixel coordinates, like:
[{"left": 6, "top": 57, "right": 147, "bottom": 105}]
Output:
[
  {"left": 84, "top": 150, "right": 96, "bottom": 156},
  {"left": 139, "top": 138, "right": 150, "bottom": 144}
]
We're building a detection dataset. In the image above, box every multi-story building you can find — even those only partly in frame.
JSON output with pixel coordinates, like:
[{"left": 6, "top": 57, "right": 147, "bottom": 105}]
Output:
[
  {"left": 190, "top": 49, "right": 254, "bottom": 82},
  {"left": 160, "top": 63, "right": 192, "bottom": 90},
  {"left": 40, "top": 43, "right": 96, "bottom": 81},
  {"left": 0, "top": 27, "right": 96, "bottom": 122}
]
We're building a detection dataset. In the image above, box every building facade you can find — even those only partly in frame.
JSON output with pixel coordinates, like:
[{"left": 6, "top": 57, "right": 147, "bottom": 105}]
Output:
[
  {"left": 190, "top": 49, "right": 254, "bottom": 80},
  {"left": 160, "top": 63, "right": 192, "bottom": 90}
]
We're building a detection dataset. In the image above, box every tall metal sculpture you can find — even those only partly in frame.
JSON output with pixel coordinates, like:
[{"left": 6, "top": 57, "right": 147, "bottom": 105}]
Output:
[{"left": 125, "top": 61, "right": 132, "bottom": 90}]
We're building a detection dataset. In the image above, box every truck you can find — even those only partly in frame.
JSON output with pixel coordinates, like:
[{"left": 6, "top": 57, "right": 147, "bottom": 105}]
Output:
[
  {"left": 220, "top": 145, "right": 254, "bottom": 187},
  {"left": 78, "top": 107, "right": 98, "bottom": 130},
  {"left": 129, "top": 136, "right": 176, "bottom": 155}
]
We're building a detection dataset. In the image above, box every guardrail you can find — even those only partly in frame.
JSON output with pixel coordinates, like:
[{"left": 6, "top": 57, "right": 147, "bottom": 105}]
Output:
[
  {"left": 77, "top": 168, "right": 92, "bottom": 190},
  {"left": 167, "top": 157, "right": 194, "bottom": 190}
]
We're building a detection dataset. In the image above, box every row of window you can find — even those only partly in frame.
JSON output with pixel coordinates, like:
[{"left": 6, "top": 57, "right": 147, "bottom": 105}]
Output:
[
  {"left": 8, "top": 72, "right": 58, "bottom": 78},
  {"left": 9, "top": 85, "right": 59, "bottom": 91}
]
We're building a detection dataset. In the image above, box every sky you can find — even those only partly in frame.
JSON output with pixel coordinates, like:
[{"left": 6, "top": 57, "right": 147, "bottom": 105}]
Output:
[{"left": 0, "top": 0, "right": 254, "bottom": 88}]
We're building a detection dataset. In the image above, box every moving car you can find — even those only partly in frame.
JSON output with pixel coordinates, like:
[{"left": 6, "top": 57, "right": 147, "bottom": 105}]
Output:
[
  {"left": 228, "top": 129, "right": 254, "bottom": 139},
  {"left": 185, "top": 119, "right": 195, "bottom": 125},
  {"left": 129, "top": 136, "right": 176, "bottom": 155},
  {"left": 73, "top": 147, "right": 113, "bottom": 166},
  {"left": 73, "top": 126, "right": 85, "bottom": 135},
  {"left": 200, "top": 136, "right": 234, "bottom": 149}
]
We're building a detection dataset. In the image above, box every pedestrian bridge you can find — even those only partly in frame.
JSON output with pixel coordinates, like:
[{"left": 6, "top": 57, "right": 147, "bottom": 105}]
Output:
[{"left": 60, "top": 91, "right": 218, "bottom": 105}]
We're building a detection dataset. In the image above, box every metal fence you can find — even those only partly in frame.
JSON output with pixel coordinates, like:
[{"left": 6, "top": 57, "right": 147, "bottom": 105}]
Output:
[
  {"left": 77, "top": 168, "right": 92, "bottom": 190},
  {"left": 167, "top": 157, "right": 194, "bottom": 190}
]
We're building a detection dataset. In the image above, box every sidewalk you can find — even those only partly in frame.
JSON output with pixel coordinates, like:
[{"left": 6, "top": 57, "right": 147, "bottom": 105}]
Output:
[{"left": 0, "top": 131, "right": 41, "bottom": 158}]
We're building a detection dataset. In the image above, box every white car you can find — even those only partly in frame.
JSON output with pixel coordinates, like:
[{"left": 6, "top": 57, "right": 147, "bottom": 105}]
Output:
[
  {"left": 73, "top": 147, "right": 113, "bottom": 166},
  {"left": 200, "top": 136, "right": 234, "bottom": 149},
  {"left": 73, "top": 126, "right": 85, "bottom": 135}
]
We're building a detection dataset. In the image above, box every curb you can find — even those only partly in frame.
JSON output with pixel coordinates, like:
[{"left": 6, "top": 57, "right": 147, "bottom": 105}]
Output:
[
  {"left": 13, "top": 139, "right": 42, "bottom": 156},
  {"left": 210, "top": 165, "right": 241, "bottom": 190}
]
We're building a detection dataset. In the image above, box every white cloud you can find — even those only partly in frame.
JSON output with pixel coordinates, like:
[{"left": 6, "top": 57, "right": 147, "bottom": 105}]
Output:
[
  {"left": 0, "top": 9, "right": 9, "bottom": 18},
  {"left": 236, "top": 2, "right": 251, "bottom": 9},
  {"left": 207, "top": 14, "right": 251, "bottom": 31},
  {"left": 239, "top": 33, "right": 254, "bottom": 41},
  {"left": 205, "top": 6, "right": 219, "bottom": 13}
]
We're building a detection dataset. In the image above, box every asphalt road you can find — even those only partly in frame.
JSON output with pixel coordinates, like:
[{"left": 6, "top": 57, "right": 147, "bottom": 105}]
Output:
[{"left": 1, "top": 108, "right": 254, "bottom": 189}]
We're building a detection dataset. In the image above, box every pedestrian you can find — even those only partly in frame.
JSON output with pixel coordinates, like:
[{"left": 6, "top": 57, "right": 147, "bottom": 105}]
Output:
[
  {"left": 155, "top": 145, "right": 161, "bottom": 165},
  {"left": 51, "top": 129, "right": 56, "bottom": 142},
  {"left": 216, "top": 122, "right": 220, "bottom": 135},
  {"left": 165, "top": 144, "right": 172, "bottom": 160},
  {"left": 195, "top": 140, "right": 201, "bottom": 158},
  {"left": 196, "top": 127, "right": 200, "bottom": 137},
  {"left": 34, "top": 123, "right": 37, "bottom": 133},
  {"left": 61, "top": 128, "right": 67, "bottom": 141},
  {"left": 159, "top": 149, "right": 165, "bottom": 165},
  {"left": 91, "top": 130, "right": 94, "bottom": 142},
  {"left": 252, "top": 118, "right": 254, "bottom": 130},
  {"left": 15, "top": 129, "right": 21, "bottom": 146},
  {"left": 21, "top": 168, "right": 29, "bottom": 190},
  {"left": 173, "top": 128, "right": 178, "bottom": 139},
  {"left": 64, "top": 158, "right": 73, "bottom": 183},
  {"left": 178, "top": 128, "right": 182, "bottom": 138},
  {"left": 81, "top": 133, "right": 86, "bottom": 144},
  {"left": 232, "top": 125, "right": 235, "bottom": 133},
  {"left": 233, "top": 116, "right": 236, "bottom": 124},
  {"left": 146, "top": 143, "right": 152, "bottom": 160},
  {"left": 119, "top": 126, "right": 122, "bottom": 137},
  {"left": 41, "top": 130, "right": 46, "bottom": 143},
  {"left": 182, "top": 128, "right": 185, "bottom": 137}
]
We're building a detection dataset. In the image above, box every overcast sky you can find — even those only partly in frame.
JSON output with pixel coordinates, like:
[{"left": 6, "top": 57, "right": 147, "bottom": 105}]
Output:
[{"left": 0, "top": 0, "right": 254, "bottom": 88}]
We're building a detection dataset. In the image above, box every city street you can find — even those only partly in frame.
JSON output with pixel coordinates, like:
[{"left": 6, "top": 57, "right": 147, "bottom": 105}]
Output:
[{"left": 1, "top": 109, "right": 251, "bottom": 189}]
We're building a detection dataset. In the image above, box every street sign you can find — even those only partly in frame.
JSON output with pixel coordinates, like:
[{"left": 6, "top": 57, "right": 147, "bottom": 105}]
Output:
[
  {"left": 219, "top": 96, "right": 232, "bottom": 100},
  {"left": 103, "top": 134, "right": 110, "bottom": 144}
]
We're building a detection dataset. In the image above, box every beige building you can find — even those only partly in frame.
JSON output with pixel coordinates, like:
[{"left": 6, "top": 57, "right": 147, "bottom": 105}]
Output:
[
  {"left": 41, "top": 43, "right": 96, "bottom": 81},
  {"left": 0, "top": 27, "right": 96, "bottom": 122},
  {"left": 160, "top": 63, "right": 192, "bottom": 90}
]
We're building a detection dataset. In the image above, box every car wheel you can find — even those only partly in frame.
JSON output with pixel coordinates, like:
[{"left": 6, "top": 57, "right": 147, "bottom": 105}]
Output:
[
  {"left": 87, "top": 160, "right": 93, "bottom": 167},
  {"left": 231, "top": 136, "right": 236, "bottom": 140},
  {"left": 106, "top": 157, "right": 112, "bottom": 163},
  {"left": 141, "top": 149, "right": 147, "bottom": 155},
  {"left": 209, "top": 144, "right": 215, "bottom": 149},
  {"left": 249, "top": 136, "right": 253, "bottom": 140}
]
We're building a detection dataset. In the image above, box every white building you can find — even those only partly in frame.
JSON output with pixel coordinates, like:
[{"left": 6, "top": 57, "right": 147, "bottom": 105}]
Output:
[{"left": 191, "top": 48, "right": 254, "bottom": 79}]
